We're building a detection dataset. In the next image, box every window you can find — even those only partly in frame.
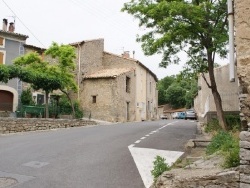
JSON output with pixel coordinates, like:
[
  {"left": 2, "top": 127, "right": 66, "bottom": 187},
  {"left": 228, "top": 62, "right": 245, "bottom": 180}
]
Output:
[
  {"left": 0, "top": 37, "right": 4, "bottom": 47},
  {"left": 92, "top": 96, "right": 97, "bottom": 103},
  {"left": 126, "top": 76, "right": 131, "bottom": 93},
  {"left": 0, "top": 51, "right": 5, "bottom": 65},
  {"left": 37, "top": 94, "right": 45, "bottom": 105}
]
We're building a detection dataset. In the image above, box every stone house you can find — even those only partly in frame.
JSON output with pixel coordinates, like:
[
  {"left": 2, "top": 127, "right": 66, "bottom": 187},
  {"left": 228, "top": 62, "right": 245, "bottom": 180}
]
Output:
[
  {"left": 0, "top": 19, "right": 28, "bottom": 113},
  {"left": 21, "top": 38, "right": 158, "bottom": 122},
  {"left": 70, "top": 39, "right": 158, "bottom": 122},
  {"left": 194, "top": 64, "right": 239, "bottom": 123}
]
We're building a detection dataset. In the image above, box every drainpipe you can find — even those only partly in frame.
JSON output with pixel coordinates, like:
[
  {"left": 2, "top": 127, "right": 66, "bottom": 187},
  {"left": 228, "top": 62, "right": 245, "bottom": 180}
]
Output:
[
  {"left": 77, "top": 44, "right": 81, "bottom": 100},
  {"left": 228, "top": 0, "right": 235, "bottom": 82}
]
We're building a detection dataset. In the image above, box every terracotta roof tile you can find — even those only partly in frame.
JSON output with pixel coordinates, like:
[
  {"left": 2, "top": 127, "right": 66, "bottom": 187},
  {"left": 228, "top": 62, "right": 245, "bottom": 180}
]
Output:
[
  {"left": 0, "top": 30, "right": 28, "bottom": 40},
  {"left": 84, "top": 68, "right": 134, "bottom": 79}
]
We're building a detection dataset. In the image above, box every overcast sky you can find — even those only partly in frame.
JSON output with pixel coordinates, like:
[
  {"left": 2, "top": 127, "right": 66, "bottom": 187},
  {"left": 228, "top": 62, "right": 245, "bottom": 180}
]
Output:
[{"left": 1, "top": 0, "right": 227, "bottom": 80}]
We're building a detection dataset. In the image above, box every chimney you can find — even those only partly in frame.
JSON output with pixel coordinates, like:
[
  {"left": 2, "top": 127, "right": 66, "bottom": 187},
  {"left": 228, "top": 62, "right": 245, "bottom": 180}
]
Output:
[
  {"left": 2, "top": 19, "right": 8, "bottom": 31},
  {"left": 8, "top": 22, "right": 15, "bottom": 33},
  {"left": 122, "top": 51, "right": 130, "bottom": 58}
]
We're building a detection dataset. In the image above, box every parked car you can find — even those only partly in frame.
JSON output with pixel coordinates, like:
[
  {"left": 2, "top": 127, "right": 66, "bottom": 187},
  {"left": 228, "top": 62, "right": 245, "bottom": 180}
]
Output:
[
  {"left": 160, "top": 114, "right": 168, "bottom": 119},
  {"left": 185, "top": 109, "right": 197, "bottom": 120},
  {"left": 172, "top": 112, "right": 178, "bottom": 119},
  {"left": 176, "top": 112, "right": 186, "bottom": 119}
]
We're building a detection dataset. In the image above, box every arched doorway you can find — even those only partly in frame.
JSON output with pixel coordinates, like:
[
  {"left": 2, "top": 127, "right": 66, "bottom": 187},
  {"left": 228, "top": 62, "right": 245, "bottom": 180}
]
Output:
[{"left": 0, "top": 90, "right": 13, "bottom": 111}]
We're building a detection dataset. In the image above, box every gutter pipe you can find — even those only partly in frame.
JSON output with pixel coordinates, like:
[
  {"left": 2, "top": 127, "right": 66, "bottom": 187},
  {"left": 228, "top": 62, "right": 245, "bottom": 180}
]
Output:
[{"left": 228, "top": 0, "right": 235, "bottom": 82}]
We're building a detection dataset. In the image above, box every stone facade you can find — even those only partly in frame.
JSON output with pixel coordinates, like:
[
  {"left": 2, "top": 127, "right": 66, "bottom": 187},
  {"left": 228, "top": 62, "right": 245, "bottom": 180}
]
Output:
[
  {"left": 72, "top": 39, "right": 158, "bottom": 122},
  {"left": 81, "top": 70, "right": 136, "bottom": 122},
  {"left": 0, "top": 117, "right": 96, "bottom": 134},
  {"left": 194, "top": 64, "right": 239, "bottom": 123},
  {"left": 235, "top": 0, "right": 250, "bottom": 187},
  {"left": 21, "top": 39, "right": 158, "bottom": 122}
]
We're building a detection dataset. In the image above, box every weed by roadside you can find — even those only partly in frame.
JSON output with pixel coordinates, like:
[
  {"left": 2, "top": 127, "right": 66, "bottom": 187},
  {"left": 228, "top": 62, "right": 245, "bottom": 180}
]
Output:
[
  {"left": 151, "top": 156, "right": 171, "bottom": 181},
  {"left": 204, "top": 114, "right": 240, "bottom": 133},
  {"left": 206, "top": 131, "right": 240, "bottom": 168}
]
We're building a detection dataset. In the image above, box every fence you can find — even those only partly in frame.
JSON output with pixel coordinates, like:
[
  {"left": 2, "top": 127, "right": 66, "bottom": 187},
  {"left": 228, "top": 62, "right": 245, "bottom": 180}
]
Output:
[{"left": 0, "top": 103, "right": 75, "bottom": 118}]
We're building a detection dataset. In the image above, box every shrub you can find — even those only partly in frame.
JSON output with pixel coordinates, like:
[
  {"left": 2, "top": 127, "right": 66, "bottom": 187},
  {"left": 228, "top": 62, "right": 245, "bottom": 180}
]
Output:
[
  {"left": 205, "top": 118, "right": 221, "bottom": 133},
  {"left": 206, "top": 131, "right": 240, "bottom": 168},
  {"left": 206, "top": 131, "right": 233, "bottom": 155},
  {"left": 58, "top": 95, "right": 83, "bottom": 119},
  {"left": 205, "top": 114, "right": 241, "bottom": 133},
  {"left": 21, "top": 88, "right": 35, "bottom": 105},
  {"left": 222, "top": 140, "right": 240, "bottom": 168},
  {"left": 151, "top": 156, "right": 171, "bottom": 181},
  {"left": 74, "top": 101, "right": 83, "bottom": 119},
  {"left": 225, "top": 114, "right": 241, "bottom": 131}
]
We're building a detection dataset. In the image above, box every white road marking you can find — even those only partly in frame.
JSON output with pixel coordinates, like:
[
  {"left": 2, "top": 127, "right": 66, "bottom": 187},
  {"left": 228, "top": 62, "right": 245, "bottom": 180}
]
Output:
[
  {"left": 135, "top": 140, "right": 141, "bottom": 144},
  {"left": 149, "top": 132, "right": 154, "bottom": 135},
  {"left": 22, "top": 161, "right": 49, "bottom": 168},
  {"left": 128, "top": 144, "right": 135, "bottom": 148},
  {"left": 141, "top": 137, "right": 146, "bottom": 140},
  {"left": 128, "top": 146, "right": 184, "bottom": 188},
  {"left": 145, "top": 135, "right": 150, "bottom": 137}
]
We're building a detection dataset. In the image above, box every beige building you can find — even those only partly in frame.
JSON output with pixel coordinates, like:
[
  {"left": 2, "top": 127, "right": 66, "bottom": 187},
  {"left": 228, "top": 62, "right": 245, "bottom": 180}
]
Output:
[
  {"left": 70, "top": 39, "right": 158, "bottom": 122},
  {"left": 194, "top": 64, "right": 239, "bottom": 123}
]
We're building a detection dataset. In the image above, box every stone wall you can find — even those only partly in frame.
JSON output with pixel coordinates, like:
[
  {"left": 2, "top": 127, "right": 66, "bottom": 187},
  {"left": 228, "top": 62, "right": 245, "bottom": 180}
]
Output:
[
  {"left": 235, "top": 0, "right": 250, "bottom": 187},
  {"left": 81, "top": 70, "right": 136, "bottom": 122},
  {"left": 151, "top": 170, "right": 239, "bottom": 188},
  {"left": 0, "top": 118, "right": 96, "bottom": 134}
]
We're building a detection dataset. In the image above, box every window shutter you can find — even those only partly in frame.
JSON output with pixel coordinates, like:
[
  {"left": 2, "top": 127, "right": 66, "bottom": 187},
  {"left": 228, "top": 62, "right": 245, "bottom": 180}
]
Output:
[
  {"left": 0, "top": 52, "right": 4, "bottom": 64},
  {"left": 0, "top": 37, "right": 3, "bottom": 46}
]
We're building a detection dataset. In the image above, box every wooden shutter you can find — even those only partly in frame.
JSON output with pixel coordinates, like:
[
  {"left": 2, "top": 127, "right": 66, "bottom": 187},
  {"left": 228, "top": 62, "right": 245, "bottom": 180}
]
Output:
[
  {"left": 0, "top": 37, "right": 3, "bottom": 46},
  {"left": 0, "top": 52, "right": 4, "bottom": 64}
]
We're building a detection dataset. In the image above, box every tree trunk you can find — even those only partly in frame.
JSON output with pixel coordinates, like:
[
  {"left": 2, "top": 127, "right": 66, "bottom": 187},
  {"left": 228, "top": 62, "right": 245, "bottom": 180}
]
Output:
[
  {"left": 207, "top": 51, "right": 228, "bottom": 130},
  {"left": 45, "top": 91, "right": 49, "bottom": 118},
  {"left": 61, "top": 90, "right": 75, "bottom": 118}
]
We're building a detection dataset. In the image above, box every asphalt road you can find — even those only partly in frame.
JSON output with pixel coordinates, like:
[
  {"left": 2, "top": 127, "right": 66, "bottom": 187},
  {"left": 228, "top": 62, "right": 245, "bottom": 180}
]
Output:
[{"left": 0, "top": 119, "right": 197, "bottom": 188}]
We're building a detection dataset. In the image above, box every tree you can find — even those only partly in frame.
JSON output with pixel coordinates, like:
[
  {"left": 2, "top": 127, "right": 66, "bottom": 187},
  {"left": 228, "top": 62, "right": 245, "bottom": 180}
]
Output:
[
  {"left": 165, "top": 84, "right": 186, "bottom": 109},
  {"left": 44, "top": 42, "right": 77, "bottom": 117},
  {"left": 0, "top": 64, "right": 20, "bottom": 83},
  {"left": 14, "top": 53, "right": 62, "bottom": 117},
  {"left": 14, "top": 43, "right": 77, "bottom": 118},
  {"left": 157, "top": 76, "right": 175, "bottom": 105},
  {"left": 122, "top": 0, "right": 228, "bottom": 130}
]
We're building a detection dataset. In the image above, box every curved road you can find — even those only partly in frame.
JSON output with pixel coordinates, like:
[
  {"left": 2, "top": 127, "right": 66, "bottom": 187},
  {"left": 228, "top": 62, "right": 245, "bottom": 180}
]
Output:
[{"left": 0, "top": 119, "right": 197, "bottom": 188}]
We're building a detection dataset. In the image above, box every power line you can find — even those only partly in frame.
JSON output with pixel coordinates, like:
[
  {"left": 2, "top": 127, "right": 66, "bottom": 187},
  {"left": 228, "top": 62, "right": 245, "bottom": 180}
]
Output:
[{"left": 2, "top": 0, "right": 46, "bottom": 47}]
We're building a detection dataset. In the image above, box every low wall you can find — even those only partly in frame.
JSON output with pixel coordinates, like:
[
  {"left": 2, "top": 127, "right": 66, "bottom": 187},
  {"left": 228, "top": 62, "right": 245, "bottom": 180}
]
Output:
[
  {"left": 151, "top": 170, "right": 239, "bottom": 188},
  {"left": 0, "top": 118, "right": 97, "bottom": 134},
  {"left": 203, "top": 111, "right": 239, "bottom": 123}
]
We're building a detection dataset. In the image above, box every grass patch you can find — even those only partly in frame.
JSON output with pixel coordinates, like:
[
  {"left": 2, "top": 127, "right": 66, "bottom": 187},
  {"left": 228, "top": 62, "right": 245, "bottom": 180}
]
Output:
[
  {"left": 206, "top": 131, "right": 240, "bottom": 168},
  {"left": 205, "top": 114, "right": 241, "bottom": 133}
]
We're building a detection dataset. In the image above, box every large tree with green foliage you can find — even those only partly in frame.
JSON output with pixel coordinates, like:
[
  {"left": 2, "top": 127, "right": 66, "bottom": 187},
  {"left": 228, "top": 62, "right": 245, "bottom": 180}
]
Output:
[
  {"left": 14, "top": 43, "right": 77, "bottom": 118},
  {"left": 44, "top": 42, "right": 78, "bottom": 117},
  {"left": 122, "top": 0, "right": 228, "bottom": 130},
  {"left": 157, "top": 76, "right": 175, "bottom": 105},
  {"left": 165, "top": 84, "right": 186, "bottom": 109}
]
